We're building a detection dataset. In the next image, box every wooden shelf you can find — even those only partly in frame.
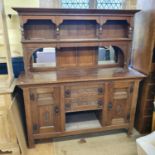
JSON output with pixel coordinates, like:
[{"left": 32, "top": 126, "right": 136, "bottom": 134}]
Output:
[
  {"left": 66, "top": 107, "right": 102, "bottom": 113},
  {"left": 66, "top": 111, "right": 102, "bottom": 131},
  {"left": 22, "top": 38, "right": 132, "bottom": 43}
]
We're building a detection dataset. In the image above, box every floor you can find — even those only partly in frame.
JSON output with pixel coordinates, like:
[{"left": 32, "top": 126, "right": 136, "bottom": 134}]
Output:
[
  {"left": 27, "top": 142, "right": 54, "bottom": 155},
  {"left": 26, "top": 129, "right": 140, "bottom": 155}
]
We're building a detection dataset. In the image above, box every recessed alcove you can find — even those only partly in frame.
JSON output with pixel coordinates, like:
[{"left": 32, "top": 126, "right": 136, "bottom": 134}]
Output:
[
  {"left": 30, "top": 46, "right": 124, "bottom": 71},
  {"left": 24, "top": 20, "right": 56, "bottom": 40},
  {"left": 102, "top": 20, "right": 129, "bottom": 38},
  {"left": 98, "top": 46, "right": 124, "bottom": 67},
  {"left": 31, "top": 47, "right": 56, "bottom": 69},
  {"left": 60, "top": 20, "right": 98, "bottom": 39},
  {"left": 65, "top": 111, "right": 102, "bottom": 131}
]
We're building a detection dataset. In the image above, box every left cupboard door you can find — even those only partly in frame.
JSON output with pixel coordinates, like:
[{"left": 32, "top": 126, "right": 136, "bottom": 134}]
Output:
[{"left": 29, "top": 86, "right": 61, "bottom": 134}]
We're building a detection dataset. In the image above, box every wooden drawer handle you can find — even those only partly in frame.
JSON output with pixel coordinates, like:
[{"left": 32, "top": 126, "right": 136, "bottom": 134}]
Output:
[{"left": 65, "top": 89, "right": 71, "bottom": 97}]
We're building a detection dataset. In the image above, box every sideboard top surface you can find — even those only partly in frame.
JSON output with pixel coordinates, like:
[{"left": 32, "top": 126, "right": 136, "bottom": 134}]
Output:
[
  {"left": 17, "top": 67, "right": 145, "bottom": 86},
  {"left": 13, "top": 7, "right": 140, "bottom": 16}
]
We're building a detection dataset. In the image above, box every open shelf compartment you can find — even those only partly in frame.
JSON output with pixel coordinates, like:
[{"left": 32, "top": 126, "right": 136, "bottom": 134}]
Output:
[{"left": 65, "top": 110, "right": 103, "bottom": 131}]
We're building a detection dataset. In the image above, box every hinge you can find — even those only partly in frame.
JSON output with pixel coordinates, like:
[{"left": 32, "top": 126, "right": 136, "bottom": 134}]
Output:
[
  {"left": 130, "top": 82, "right": 134, "bottom": 93},
  {"left": 127, "top": 113, "right": 130, "bottom": 121},
  {"left": 30, "top": 93, "right": 35, "bottom": 101},
  {"left": 33, "top": 124, "right": 38, "bottom": 132}
]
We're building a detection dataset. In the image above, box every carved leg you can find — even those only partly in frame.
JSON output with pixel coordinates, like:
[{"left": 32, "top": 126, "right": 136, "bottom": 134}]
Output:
[
  {"left": 127, "top": 128, "right": 133, "bottom": 136},
  {"left": 27, "top": 138, "right": 35, "bottom": 148},
  {"left": 23, "top": 88, "right": 35, "bottom": 148}
]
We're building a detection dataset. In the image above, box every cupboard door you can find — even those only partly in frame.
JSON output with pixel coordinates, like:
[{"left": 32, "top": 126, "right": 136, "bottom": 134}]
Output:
[
  {"left": 106, "top": 81, "right": 134, "bottom": 125},
  {"left": 29, "top": 86, "right": 61, "bottom": 134}
]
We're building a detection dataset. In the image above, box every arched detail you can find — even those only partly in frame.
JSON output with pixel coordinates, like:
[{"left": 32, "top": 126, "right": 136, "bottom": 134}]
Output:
[
  {"left": 98, "top": 45, "right": 126, "bottom": 68},
  {"left": 27, "top": 47, "right": 57, "bottom": 71},
  {"left": 112, "top": 46, "right": 125, "bottom": 67}
]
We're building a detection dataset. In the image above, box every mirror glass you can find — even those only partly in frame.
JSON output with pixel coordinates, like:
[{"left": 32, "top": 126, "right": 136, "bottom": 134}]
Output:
[
  {"left": 98, "top": 46, "right": 118, "bottom": 65},
  {"left": 32, "top": 47, "right": 56, "bottom": 68}
]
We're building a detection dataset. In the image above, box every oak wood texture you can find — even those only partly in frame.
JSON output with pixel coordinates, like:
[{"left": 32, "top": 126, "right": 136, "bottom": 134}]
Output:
[
  {"left": 133, "top": 0, "right": 155, "bottom": 134},
  {"left": 13, "top": 8, "right": 138, "bottom": 74},
  {"left": 14, "top": 8, "right": 145, "bottom": 148}
]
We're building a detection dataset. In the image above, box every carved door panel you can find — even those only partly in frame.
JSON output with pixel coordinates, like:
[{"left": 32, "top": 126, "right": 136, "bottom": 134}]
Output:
[
  {"left": 29, "top": 86, "right": 61, "bottom": 134},
  {"left": 106, "top": 81, "right": 134, "bottom": 126}
]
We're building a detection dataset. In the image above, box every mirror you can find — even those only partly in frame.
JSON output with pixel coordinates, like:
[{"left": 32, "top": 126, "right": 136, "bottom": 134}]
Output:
[
  {"left": 98, "top": 46, "right": 118, "bottom": 65},
  {"left": 32, "top": 47, "right": 56, "bottom": 68}
]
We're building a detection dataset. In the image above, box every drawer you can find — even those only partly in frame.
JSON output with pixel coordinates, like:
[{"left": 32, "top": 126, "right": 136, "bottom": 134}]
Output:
[
  {"left": 65, "top": 97, "right": 103, "bottom": 112},
  {"left": 147, "top": 83, "right": 155, "bottom": 100},
  {"left": 64, "top": 83, "right": 104, "bottom": 98}
]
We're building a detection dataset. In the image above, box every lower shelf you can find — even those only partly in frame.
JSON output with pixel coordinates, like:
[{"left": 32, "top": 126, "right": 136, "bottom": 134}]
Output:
[{"left": 66, "top": 111, "right": 102, "bottom": 131}]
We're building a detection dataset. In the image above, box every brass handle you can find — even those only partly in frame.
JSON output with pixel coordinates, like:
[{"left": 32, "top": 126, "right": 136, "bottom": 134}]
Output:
[
  {"left": 65, "top": 89, "right": 71, "bottom": 97},
  {"left": 98, "top": 87, "right": 104, "bottom": 94},
  {"left": 55, "top": 106, "right": 59, "bottom": 114},
  {"left": 97, "top": 100, "right": 103, "bottom": 107},
  {"left": 108, "top": 102, "right": 112, "bottom": 110}
]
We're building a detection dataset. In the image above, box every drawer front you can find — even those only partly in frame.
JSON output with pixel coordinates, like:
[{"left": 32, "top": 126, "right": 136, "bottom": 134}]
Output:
[
  {"left": 64, "top": 83, "right": 104, "bottom": 98},
  {"left": 64, "top": 82, "right": 104, "bottom": 112},
  {"left": 65, "top": 97, "right": 103, "bottom": 112}
]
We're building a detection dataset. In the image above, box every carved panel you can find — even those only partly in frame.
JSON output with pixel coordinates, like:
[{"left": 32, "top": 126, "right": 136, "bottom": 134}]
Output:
[{"left": 29, "top": 86, "right": 61, "bottom": 134}]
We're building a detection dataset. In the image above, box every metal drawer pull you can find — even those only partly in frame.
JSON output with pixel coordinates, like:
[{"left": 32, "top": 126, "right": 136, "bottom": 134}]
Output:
[
  {"left": 98, "top": 87, "right": 104, "bottom": 94},
  {"left": 98, "top": 100, "right": 103, "bottom": 107},
  {"left": 65, "top": 89, "right": 71, "bottom": 97},
  {"left": 54, "top": 106, "right": 59, "bottom": 114}
]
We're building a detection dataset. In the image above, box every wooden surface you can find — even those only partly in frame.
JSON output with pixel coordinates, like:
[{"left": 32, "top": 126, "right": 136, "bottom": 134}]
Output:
[
  {"left": 133, "top": 0, "right": 155, "bottom": 134},
  {"left": 13, "top": 7, "right": 140, "bottom": 15},
  {"left": 14, "top": 8, "right": 139, "bottom": 74},
  {"left": 17, "top": 67, "right": 145, "bottom": 86},
  {"left": 14, "top": 7, "right": 145, "bottom": 148}
]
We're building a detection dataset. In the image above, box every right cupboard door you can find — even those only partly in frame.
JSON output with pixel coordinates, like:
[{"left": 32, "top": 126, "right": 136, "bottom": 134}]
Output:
[{"left": 106, "top": 81, "right": 134, "bottom": 126}]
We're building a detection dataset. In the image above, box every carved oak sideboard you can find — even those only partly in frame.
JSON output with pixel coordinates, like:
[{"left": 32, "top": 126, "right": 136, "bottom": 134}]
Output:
[{"left": 14, "top": 8, "right": 145, "bottom": 147}]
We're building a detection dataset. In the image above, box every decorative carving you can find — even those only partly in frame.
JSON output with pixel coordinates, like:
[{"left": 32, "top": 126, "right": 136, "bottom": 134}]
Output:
[
  {"left": 128, "top": 26, "right": 133, "bottom": 38},
  {"left": 44, "top": 112, "right": 49, "bottom": 123},
  {"left": 56, "top": 26, "right": 60, "bottom": 40}
]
